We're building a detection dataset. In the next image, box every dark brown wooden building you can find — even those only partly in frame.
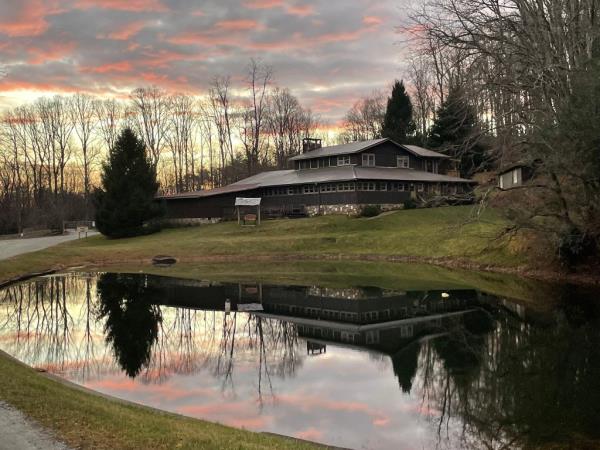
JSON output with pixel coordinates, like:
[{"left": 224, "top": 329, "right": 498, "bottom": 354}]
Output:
[{"left": 159, "top": 138, "right": 476, "bottom": 222}]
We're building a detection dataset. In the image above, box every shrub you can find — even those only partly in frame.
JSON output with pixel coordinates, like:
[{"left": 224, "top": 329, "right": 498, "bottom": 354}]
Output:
[
  {"left": 360, "top": 205, "right": 381, "bottom": 217},
  {"left": 556, "top": 226, "right": 596, "bottom": 268},
  {"left": 403, "top": 198, "right": 417, "bottom": 210}
]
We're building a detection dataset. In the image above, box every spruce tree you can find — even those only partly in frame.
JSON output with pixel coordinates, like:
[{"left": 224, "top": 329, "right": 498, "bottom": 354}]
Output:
[
  {"left": 382, "top": 80, "right": 415, "bottom": 143},
  {"left": 94, "top": 128, "right": 163, "bottom": 238},
  {"left": 428, "top": 86, "right": 486, "bottom": 177}
]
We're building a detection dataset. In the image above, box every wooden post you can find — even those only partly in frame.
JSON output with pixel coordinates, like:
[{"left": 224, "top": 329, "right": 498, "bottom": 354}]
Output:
[
  {"left": 237, "top": 206, "right": 240, "bottom": 225},
  {"left": 257, "top": 205, "right": 261, "bottom": 225}
]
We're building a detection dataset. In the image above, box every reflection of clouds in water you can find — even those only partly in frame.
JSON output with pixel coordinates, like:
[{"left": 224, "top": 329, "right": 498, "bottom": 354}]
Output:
[{"left": 1, "top": 273, "right": 599, "bottom": 450}]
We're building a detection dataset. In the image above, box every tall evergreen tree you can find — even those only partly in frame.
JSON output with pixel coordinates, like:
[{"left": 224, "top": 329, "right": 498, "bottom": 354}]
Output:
[
  {"left": 94, "top": 128, "right": 163, "bottom": 238},
  {"left": 381, "top": 80, "right": 415, "bottom": 143},
  {"left": 428, "top": 86, "right": 486, "bottom": 178}
]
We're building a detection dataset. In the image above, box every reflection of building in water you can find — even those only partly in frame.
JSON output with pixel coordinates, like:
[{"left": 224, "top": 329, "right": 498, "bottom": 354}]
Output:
[{"left": 151, "top": 276, "right": 480, "bottom": 326}]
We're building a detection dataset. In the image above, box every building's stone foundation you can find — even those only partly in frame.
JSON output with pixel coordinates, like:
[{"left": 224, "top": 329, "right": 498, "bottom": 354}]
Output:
[{"left": 305, "top": 203, "right": 405, "bottom": 216}]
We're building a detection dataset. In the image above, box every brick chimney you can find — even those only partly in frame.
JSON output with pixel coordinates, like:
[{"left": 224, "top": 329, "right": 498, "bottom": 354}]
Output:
[{"left": 302, "top": 138, "right": 322, "bottom": 153}]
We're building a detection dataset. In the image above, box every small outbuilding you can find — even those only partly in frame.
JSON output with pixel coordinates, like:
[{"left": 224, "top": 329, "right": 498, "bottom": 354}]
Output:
[{"left": 235, "top": 197, "right": 262, "bottom": 225}]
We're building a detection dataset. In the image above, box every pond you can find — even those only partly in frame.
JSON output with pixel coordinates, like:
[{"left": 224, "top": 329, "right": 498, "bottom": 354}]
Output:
[{"left": 0, "top": 272, "right": 599, "bottom": 449}]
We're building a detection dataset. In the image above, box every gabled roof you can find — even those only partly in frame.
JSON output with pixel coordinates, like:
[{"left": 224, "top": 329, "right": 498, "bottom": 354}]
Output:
[
  {"left": 288, "top": 138, "right": 449, "bottom": 161},
  {"left": 159, "top": 166, "right": 475, "bottom": 200}
]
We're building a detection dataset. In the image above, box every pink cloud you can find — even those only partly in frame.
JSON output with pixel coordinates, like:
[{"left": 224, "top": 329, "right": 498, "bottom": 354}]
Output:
[
  {"left": 286, "top": 4, "right": 315, "bottom": 17},
  {"left": 215, "top": 19, "right": 263, "bottom": 31},
  {"left": 363, "top": 16, "right": 383, "bottom": 27},
  {"left": 104, "top": 20, "right": 148, "bottom": 40},
  {"left": 74, "top": 0, "right": 168, "bottom": 12},
  {"left": 0, "top": 0, "right": 64, "bottom": 37},
  {"left": 28, "top": 41, "right": 77, "bottom": 64},
  {"left": 243, "top": 0, "right": 284, "bottom": 8},
  {"left": 81, "top": 61, "right": 133, "bottom": 73},
  {"left": 296, "top": 427, "right": 324, "bottom": 441}
]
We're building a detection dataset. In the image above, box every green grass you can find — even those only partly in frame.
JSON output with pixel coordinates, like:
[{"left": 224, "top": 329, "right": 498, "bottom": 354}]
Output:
[
  {"left": 0, "top": 206, "right": 531, "bottom": 285},
  {"left": 0, "top": 353, "right": 317, "bottom": 450}
]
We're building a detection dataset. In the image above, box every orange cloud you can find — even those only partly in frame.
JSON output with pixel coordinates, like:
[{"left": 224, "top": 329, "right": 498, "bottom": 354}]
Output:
[
  {"left": 215, "top": 19, "right": 262, "bottom": 31},
  {"left": 0, "top": 0, "right": 64, "bottom": 37},
  {"left": 74, "top": 0, "right": 168, "bottom": 12},
  {"left": 81, "top": 61, "right": 133, "bottom": 73},
  {"left": 243, "top": 0, "right": 284, "bottom": 8}
]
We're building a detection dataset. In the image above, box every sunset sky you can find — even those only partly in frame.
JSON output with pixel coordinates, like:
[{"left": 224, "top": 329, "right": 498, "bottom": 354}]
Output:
[{"left": 0, "top": 0, "right": 413, "bottom": 124}]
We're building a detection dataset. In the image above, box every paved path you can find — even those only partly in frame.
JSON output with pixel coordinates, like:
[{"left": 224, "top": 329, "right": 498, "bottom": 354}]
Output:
[
  {"left": 0, "top": 401, "right": 71, "bottom": 450},
  {"left": 0, "top": 231, "right": 98, "bottom": 261}
]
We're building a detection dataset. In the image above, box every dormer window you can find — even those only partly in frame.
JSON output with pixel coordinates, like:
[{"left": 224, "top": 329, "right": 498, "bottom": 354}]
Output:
[
  {"left": 397, "top": 156, "right": 410, "bottom": 169},
  {"left": 337, "top": 155, "right": 351, "bottom": 166},
  {"left": 362, "top": 153, "right": 375, "bottom": 167}
]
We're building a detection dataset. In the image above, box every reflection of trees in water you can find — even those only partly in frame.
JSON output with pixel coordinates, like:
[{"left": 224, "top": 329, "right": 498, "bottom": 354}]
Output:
[
  {"left": 0, "top": 274, "right": 304, "bottom": 401},
  {"left": 412, "top": 302, "right": 600, "bottom": 449},
  {"left": 97, "top": 273, "right": 163, "bottom": 378},
  {"left": 0, "top": 274, "right": 100, "bottom": 375}
]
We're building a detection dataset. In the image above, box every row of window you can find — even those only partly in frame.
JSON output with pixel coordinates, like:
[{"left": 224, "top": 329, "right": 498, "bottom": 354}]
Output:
[
  {"left": 297, "top": 154, "right": 413, "bottom": 169},
  {"left": 263, "top": 181, "right": 446, "bottom": 196}
]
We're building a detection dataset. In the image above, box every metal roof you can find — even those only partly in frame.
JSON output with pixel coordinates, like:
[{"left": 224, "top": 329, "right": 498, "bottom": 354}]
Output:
[
  {"left": 402, "top": 144, "right": 451, "bottom": 158},
  {"left": 235, "top": 197, "right": 261, "bottom": 206},
  {"left": 160, "top": 166, "right": 475, "bottom": 200},
  {"left": 289, "top": 138, "right": 449, "bottom": 161}
]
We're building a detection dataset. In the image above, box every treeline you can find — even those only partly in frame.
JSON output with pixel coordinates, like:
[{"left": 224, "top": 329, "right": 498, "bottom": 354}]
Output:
[{"left": 0, "top": 59, "right": 319, "bottom": 234}]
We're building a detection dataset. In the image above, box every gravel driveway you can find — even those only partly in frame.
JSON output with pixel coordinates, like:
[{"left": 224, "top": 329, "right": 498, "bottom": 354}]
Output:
[
  {"left": 0, "top": 231, "right": 99, "bottom": 261},
  {"left": 0, "top": 401, "right": 72, "bottom": 450}
]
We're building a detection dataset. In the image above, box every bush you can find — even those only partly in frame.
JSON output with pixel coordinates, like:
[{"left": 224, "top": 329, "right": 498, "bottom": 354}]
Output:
[
  {"left": 556, "top": 226, "right": 596, "bottom": 268},
  {"left": 403, "top": 198, "right": 417, "bottom": 210},
  {"left": 359, "top": 205, "right": 382, "bottom": 217}
]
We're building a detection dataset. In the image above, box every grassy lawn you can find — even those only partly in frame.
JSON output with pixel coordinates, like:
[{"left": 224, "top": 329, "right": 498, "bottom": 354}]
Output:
[
  {"left": 0, "top": 205, "right": 533, "bottom": 285},
  {"left": 0, "top": 352, "right": 318, "bottom": 450}
]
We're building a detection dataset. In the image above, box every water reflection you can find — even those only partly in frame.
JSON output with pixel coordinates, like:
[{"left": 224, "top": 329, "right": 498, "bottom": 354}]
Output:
[{"left": 0, "top": 273, "right": 599, "bottom": 450}]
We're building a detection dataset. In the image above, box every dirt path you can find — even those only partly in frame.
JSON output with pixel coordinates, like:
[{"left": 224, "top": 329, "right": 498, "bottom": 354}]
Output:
[
  {"left": 0, "top": 231, "right": 98, "bottom": 261},
  {"left": 0, "top": 401, "right": 72, "bottom": 450}
]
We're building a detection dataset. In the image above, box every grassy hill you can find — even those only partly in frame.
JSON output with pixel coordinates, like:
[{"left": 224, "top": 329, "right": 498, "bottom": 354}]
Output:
[{"left": 0, "top": 205, "right": 531, "bottom": 285}]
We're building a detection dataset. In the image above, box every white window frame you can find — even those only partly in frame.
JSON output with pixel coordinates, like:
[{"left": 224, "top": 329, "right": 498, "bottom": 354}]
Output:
[
  {"left": 397, "top": 156, "right": 410, "bottom": 169},
  {"left": 512, "top": 168, "right": 519, "bottom": 184},
  {"left": 499, "top": 175, "right": 504, "bottom": 189},
  {"left": 362, "top": 153, "right": 375, "bottom": 167},
  {"left": 337, "top": 155, "right": 351, "bottom": 166}
]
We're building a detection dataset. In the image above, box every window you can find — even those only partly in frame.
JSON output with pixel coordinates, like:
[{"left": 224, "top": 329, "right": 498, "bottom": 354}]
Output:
[
  {"left": 380, "top": 182, "right": 387, "bottom": 191},
  {"left": 397, "top": 156, "right": 410, "bottom": 168},
  {"left": 337, "top": 155, "right": 351, "bottom": 166},
  {"left": 320, "top": 183, "right": 337, "bottom": 193},
  {"left": 362, "top": 153, "right": 375, "bottom": 167},
  {"left": 499, "top": 175, "right": 504, "bottom": 189},
  {"left": 357, "top": 182, "right": 376, "bottom": 191},
  {"left": 303, "top": 185, "right": 317, "bottom": 194},
  {"left": 310, "top": 159, "right": 318, "bottom": 169},
  {"left": 512, "top": 168, "right": 519, "bottom": 184},
  {"left": 337, "top": 182, "right": 355, "bottom": 191},
  {"left": 417, "top": 183, "right": 424, "bottom": 192}
]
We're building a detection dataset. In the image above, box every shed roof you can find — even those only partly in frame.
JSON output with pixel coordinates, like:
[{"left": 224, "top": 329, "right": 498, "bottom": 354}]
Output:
[
  {"left": 159, "top": 166, "right": 475, "bottom": 200},
  {"left": 288, "top": 138, "right": 449, "bottom": 161}
]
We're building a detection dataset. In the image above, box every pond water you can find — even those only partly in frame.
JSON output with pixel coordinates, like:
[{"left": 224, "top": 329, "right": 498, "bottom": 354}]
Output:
[{"left": 0, "top": 272, "right": 599, "bottom": 449}]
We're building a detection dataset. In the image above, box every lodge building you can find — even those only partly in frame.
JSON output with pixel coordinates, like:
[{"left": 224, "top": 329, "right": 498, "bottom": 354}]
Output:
[{"left": 159, "top": 138, "right": 476, "bottom": 222}]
